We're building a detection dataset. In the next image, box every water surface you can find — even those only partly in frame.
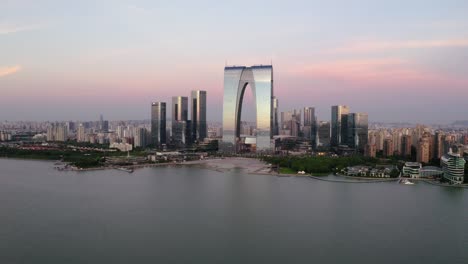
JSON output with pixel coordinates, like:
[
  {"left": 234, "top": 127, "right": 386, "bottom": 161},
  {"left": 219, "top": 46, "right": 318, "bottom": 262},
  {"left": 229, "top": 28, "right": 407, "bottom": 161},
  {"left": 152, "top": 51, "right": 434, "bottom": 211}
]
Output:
[{"left": 0, "top": 159, "right": 467, "bottom": 263}]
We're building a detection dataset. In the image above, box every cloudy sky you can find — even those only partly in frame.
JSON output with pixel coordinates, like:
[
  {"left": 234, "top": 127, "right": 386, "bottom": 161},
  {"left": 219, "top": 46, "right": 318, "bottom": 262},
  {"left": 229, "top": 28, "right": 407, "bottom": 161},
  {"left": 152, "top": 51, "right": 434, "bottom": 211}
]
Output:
[{"left": 1, "top": 0, "right": 467, "bottom": 123}]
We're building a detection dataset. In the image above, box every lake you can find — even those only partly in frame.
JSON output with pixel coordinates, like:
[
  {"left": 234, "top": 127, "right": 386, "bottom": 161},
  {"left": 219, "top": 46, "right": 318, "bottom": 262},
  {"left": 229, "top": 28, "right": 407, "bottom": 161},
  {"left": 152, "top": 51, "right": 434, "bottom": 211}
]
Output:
[{"left": 0, "top": 158, "right": 467, "bottom": 263}]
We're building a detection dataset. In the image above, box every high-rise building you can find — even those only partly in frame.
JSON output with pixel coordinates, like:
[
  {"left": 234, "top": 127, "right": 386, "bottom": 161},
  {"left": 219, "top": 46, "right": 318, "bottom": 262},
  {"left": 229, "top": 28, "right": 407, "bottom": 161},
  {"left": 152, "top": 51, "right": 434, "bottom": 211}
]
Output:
[
  {"left": 272, "top": 97, "right": 279, "bottom": 136},
  {"left": 417, "top": 137, "right": 430, "bottom": 164},
  {"left": 435, "top": 132, "right": 445, "bottom": 159},
  {"left": 191, "top": 90, "right": 207, "bottom": 142},
  {"left": 134, "top": 127, "right": 147, "bottom": 148},
  {"left": 221, "top": 65, "right": 274, "bottom": 153},
  {"left": 303, "top": 107, "right": 316, "bottom": 142},
  {"left": 172, "top": 96, "right": 189, "bottom": 147},
  {"left": 77, "top": 124, "right": 86, "bottom": 142},
  {"left": 317, "top": 121, "right": 331, "bottom": 148},
  {"left": 47, "top": 123, "right": 68, "bottom": 142},
  {"left": 401, "top": 135, "right": 412, "bottom": 158},
  {"left": 331, "top": 105, "right": 349, "bottom": 146},
  {"left": 151, "top": 102, "right": 167, "bottom": 147},
  {"left": 172, "top": 96, "right": 188, "bottom": 122},
  {"left": 347, "top": 113, "right": 368, "bottom": 152},
  {"left": 392, "top": 130, "right": 402, "bottom": 156},
  {"left": 383, "top": 138, "right": 394, "bottom": 157},
  {"left": 441, "top": 150, "right": 466, "bottom": 184}
]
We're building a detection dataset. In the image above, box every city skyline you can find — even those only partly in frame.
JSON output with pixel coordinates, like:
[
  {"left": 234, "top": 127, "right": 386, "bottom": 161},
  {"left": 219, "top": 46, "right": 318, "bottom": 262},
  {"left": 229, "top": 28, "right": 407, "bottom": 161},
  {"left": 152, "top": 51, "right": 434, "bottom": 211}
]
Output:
[{"left": 1, "top": 1, "right": 468, "bottom": 123}]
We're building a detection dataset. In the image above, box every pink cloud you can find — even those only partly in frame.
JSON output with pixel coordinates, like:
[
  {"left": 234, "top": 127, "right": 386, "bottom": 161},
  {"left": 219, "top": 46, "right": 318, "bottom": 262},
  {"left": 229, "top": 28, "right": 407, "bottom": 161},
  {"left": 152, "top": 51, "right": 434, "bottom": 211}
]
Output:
[
  {"left": 288, "top": 58, "right": 468, "bottom": 90},
  {"left": 0, "top": 65, "right": 21, "bottom": 77},
  {"left": 331, "top": 39, "right": 468, "bottom": 53}
]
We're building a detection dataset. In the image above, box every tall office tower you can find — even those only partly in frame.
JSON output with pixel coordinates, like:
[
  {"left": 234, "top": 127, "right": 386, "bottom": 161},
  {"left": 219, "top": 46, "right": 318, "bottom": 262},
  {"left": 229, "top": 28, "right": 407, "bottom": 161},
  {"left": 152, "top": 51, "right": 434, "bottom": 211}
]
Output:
[
  {"left": 151, "top": 102, "right": 167, "bottom": 147},
  {"left": 77, "top": 124, "right": 86, "bottom": 142},
  {"left": 303, "top": 107, "right": 316, "bottom": 141},
  {"left": 317, "top": 121, "right": 331, "bottom": 148},
  {"left": 191, "top": 90, "right": 207, "bottom": 142},
  {"left": 172, "top": 96, "right": 188, "bottom": 121},
  {"left": 134, "top": 127, "right": 147, "bottom": 148},
  {"left": 383, "top": 138, "right": 394, "bottom": 157},
  {"left": 303, "top": 107, "right": 315, "bottom": 126},
  {"left": 172, "top": 96, "right": 189, "bottom": 147},
  {"left": 331, "top": 105, "right": 349, "bottom": 146},
  {"left": 441, "top": 150, "right": 466, "bottom": 184},
  {"left": 417, "top": 137, "right": 430, "bottom": 163},
  {"left": 347, "top": 113, "right": 368, "bottom": 152},
  {"left": 272, "top": 97, "right": 279, "bottom": 136},
  {"left": 401, "top": 135, "right": 412, "bottom": 158}
]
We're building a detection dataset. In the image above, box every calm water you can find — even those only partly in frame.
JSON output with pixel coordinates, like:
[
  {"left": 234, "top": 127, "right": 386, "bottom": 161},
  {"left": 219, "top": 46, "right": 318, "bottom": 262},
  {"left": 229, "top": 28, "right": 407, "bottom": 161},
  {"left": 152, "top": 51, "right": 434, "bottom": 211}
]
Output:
[{"left": 0, "top": 159, "right": 467, "bottom": 264}]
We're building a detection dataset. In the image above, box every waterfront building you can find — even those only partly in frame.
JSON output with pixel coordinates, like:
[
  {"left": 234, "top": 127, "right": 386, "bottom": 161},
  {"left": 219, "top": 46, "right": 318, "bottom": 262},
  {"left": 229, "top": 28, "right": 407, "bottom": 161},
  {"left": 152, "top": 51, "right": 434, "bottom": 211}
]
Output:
[
  {"left": 420, "top": 166, "right": 444, "bottom": 179},
  {"left": 331, "top": 105, "right": 349, "bottom": 146},
  {"left": 151, "top": 102, "right": 167, "bottom": 147},
  {"left": 347, "top": 113, "right": 368, "bottom": 152},
  {"left": 440, "top": 150, "right": 466, "bottom": 184},
  {"left": 402, "top": 162, "right": 422, "bottom": 178},
  {"left": 221, "top": 65, "right": 274, "bottom": 153},
  {"left": 191, "top": 90, "right": 207, "bottom": 142}
]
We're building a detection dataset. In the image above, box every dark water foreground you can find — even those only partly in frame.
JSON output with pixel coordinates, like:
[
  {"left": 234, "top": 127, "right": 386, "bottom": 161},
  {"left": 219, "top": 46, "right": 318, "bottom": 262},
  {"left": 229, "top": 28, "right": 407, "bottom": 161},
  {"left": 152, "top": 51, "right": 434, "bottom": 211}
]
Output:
[{"left": 0, "top": 158, "right": 467, "bottom": 264}]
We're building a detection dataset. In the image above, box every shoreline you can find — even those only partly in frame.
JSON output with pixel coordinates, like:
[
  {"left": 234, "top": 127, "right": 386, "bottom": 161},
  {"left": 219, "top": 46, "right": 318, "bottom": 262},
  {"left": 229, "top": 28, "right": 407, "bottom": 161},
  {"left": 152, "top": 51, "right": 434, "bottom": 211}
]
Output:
[{"left": 2, "top": 157, "right": 466, "bottom": 188}]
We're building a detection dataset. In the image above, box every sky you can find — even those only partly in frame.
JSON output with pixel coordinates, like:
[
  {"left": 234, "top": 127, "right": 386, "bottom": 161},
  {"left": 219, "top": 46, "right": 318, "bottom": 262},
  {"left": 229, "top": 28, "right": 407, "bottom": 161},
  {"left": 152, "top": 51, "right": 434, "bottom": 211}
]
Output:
[{"left": 1, "top": 0, "right": 467, "bottom": 124}]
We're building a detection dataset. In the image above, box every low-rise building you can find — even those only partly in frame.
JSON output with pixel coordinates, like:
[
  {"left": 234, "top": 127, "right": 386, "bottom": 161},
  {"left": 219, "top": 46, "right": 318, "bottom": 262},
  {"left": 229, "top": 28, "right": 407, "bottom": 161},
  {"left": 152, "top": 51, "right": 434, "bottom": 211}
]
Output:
[{"left": 402, "top": 162, "right": 422, "bottom": 178}]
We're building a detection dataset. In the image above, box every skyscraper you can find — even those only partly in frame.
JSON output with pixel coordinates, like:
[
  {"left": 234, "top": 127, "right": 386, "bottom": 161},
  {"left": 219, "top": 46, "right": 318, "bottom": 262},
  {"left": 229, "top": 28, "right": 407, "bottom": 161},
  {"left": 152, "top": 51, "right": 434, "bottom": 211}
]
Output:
[
  {"left": 331, "top": 105, "right": 349, "bottom": 146},
  {"left": 317, "top": 121, "right": 331, "bottom": 148},
  {"left": 151, "top": 102, "right": 167, "bottom": 147},
  {"left": 191, "top": 90, "right": 207, "bottom": 142},
  {"left": 221, "top": 65, "right": 274, "bottom": 153},
  {"left": 303, "top": 107, "right": 316, "bottom": 142},
  {"left": 172, "top": 96, "right": 189, "bottom": 147},
  {"left": 347, "top": 113, "right": 368, "bottom": 152},
  {"left": 272, "top": 97, "right": 279, "bottom": 136}
]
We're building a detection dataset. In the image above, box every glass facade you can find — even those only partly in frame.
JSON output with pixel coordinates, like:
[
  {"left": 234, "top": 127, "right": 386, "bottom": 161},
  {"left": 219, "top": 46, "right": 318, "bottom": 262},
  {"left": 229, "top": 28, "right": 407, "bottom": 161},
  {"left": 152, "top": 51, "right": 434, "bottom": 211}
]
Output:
[
  {"left": 151, "top": 102, "right": 166, "bottom": 146},
  {"left": 331, "top": 105, "right": 349, "bottom": 146},
  {"left": 191, "top": 90, "right": 207, "bottom": 142},
  {"left": 172, "top": 96, "right": 189, "bottom": 147},
  {"left": 221, "top": 65, "right": 274, "bottom": 153},
  {"left": 347, "top": 113, "right": 369, "bottom": 152}
]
